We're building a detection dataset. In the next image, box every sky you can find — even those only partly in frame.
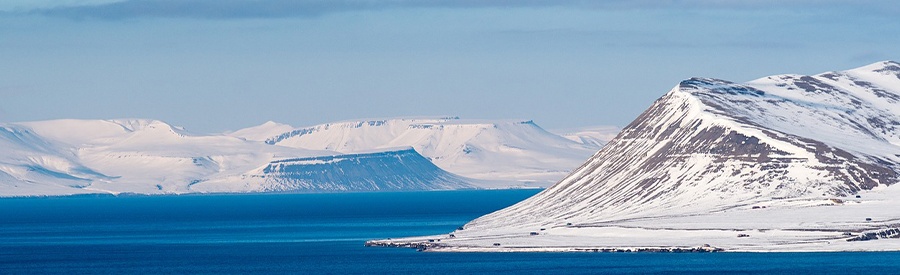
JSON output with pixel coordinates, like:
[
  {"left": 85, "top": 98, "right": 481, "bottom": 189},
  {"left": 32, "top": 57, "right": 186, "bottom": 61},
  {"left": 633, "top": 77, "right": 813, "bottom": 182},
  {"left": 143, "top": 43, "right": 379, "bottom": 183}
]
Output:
[{"left": 0, "top": 0, "right": 898, "bottom": 133}]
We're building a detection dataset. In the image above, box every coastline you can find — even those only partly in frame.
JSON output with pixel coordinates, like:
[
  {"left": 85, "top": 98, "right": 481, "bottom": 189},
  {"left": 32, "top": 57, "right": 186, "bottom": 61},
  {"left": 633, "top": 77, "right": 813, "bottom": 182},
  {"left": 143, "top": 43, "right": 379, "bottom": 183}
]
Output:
[{"left": 366, "top": 227, "right": 900, "bottom": 253}]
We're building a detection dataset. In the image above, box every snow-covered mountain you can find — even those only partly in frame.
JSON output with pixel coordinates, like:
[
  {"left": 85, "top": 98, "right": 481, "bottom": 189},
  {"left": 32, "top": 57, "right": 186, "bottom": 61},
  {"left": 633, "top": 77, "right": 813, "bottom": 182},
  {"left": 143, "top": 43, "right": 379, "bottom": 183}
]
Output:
[
  {"left": 227, "top": 120, "right": 294, "bottom": 142},
  {"left": 0, "top": 123, "right": 108, "bottom": 196},
  {"left": 234, "top": 117, "right": 599, "bottom": 185},
  {"left": 371, "top": 61, "right": 900, "bottom": 252},
  {"left": 0, "top": 119, "right": 476, "bottom": 196},
  {"left": 193, "top": 148, "right": 471, "bottom": 193},
  {"left": 552, "top": 126, "right": 620, "bottom": 148}
]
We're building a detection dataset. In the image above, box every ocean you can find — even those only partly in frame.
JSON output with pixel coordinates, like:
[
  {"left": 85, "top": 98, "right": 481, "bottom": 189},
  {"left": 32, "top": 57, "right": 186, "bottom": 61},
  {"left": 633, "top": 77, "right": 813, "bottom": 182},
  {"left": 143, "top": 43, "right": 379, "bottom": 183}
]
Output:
[{"left": 1, "top": 189, "right": 897, "bottom": 274}]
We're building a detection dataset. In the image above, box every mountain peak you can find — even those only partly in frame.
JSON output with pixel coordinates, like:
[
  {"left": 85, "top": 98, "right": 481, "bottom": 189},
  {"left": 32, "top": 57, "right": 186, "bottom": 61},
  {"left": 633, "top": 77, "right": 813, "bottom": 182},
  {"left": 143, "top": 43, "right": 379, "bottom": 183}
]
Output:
[
  {"left": 880, "top": 60, "right": 899, "bottom": 67},
  {"left": 678, "top": 77, "right": 734, "bottom": 89},
  {"left": 461, "top": 60, "right": 900, "bottom": 229},
  {"left": 261, "top": 120, "right": 284, "bottom": 126},
  {"left": 381, "top": 61, "right": 900, "bottom": 252},
  {"left": 874, "top": 60, "right": 900, "bottom": 75},
  {"left": 846, "top": 60, "right": 900, "bottom": 76},
  {"left": 228, "top": 120, "right": 294, "bottom": 141},
  {"left": 104, "top": 119, "right": 190, "bottom": 135}
]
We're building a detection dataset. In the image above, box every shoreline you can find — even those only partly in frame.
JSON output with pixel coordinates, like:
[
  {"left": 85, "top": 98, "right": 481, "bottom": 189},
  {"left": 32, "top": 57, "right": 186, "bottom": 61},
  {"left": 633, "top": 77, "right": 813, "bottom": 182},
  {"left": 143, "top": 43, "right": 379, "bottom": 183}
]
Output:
[
  {"left": 364, "top": 238, "right": 900, "bottom": 253},
  {"left": 364, "top": 239, "right": 725, "bottom": 252},
  {"left": 365, "top": 226, "right": 900, "bottom": 253}
]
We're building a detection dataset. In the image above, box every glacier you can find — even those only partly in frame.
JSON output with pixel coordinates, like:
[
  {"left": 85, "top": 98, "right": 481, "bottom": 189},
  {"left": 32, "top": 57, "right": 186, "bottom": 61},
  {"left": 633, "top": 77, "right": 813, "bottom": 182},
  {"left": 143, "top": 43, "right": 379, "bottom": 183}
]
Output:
[{"left": 368, "top": 61, "right": 900, "bottom": 252}]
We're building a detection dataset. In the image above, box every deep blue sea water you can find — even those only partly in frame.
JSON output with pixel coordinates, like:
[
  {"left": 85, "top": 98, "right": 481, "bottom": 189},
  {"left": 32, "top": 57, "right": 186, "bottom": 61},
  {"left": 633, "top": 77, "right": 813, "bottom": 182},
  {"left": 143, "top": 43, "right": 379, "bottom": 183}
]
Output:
[{"left": 1, "top": 189, "right": 898, "bottom": 274}]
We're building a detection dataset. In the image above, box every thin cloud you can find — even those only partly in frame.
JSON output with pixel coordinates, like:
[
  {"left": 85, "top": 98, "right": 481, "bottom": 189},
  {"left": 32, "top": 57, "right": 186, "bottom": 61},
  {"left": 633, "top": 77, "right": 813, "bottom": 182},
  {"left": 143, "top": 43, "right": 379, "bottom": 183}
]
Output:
[{"left": 18, "top": 0, "right": 898, "bottom": 20}]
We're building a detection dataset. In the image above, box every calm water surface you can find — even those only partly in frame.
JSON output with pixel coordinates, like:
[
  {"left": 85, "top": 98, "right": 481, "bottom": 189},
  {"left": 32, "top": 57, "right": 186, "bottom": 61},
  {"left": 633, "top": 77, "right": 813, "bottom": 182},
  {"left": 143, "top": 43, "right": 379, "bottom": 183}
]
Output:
[{"left": 0, "top": 189, "right": 897, "bottom": 274}]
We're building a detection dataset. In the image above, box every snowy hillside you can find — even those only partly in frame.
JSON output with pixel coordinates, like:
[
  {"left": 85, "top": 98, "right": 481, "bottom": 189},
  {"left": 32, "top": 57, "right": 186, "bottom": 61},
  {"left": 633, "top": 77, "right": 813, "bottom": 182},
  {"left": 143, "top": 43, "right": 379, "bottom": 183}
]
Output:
[
  {"left": 552, "top": 126, "right": 620, "bottom": 148},
  {"left": 0, "top": 119, "right": 476, "bottom": 196},
  {"left": 227, "top": 121, "right": 294, "bottom": 142},
  {"left": 371, "top": 61, "right": 900, "bottom": 252},
  {"left": 193, "top": 148, "right": 472, "bottom": 193},
  {"left": 236, "top": 117, "right": 599, "bottom": 185},
  {"left": 0, "top": 123, "right": 107, "bottom": 196}
]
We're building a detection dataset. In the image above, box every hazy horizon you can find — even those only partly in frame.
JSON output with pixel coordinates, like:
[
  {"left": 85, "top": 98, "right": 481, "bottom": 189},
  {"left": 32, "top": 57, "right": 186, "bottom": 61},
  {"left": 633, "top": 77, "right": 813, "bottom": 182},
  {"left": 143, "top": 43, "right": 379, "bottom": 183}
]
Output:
[{"left": 1, "top": 0, "right": 898, "bottom": 133}]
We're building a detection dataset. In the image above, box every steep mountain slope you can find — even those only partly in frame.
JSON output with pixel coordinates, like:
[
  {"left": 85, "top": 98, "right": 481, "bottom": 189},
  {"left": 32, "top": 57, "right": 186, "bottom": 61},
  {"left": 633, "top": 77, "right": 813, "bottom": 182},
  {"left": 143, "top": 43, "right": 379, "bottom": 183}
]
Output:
[
  {"left": 237, "top": 117, "right": 598, "bottom": 185},
  {"left": 372, "top": 61, "right": 900, "bottom": 252},
  {"left": 1, "top": 119, "right": 475, "bottom": 196},
  {"left": 193, "top": 148, "right": 472, "bottom": 193}
]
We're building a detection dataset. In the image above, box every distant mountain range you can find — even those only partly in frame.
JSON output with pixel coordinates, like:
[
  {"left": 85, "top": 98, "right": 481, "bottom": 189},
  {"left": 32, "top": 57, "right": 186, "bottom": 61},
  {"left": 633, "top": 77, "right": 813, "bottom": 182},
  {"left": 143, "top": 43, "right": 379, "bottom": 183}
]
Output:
[
  {"left": 232, "top": 117, "right": 600, "bottom": 184},
  {"left": 371, "top": 61, "right": 900, "bottom": 252},
  {"left": 0, "top": 117, "right": 609, "bottom": 196},
  {"left": 553, "top": 126, "right": 621, "bottom": 148}
]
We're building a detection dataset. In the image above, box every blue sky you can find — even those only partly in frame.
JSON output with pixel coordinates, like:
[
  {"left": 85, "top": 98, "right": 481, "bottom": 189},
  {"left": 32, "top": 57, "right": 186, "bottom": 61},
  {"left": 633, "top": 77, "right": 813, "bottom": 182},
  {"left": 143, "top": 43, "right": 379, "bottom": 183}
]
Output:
[{"left": 1, "top": 1, "right": 897, "bottom": 133}]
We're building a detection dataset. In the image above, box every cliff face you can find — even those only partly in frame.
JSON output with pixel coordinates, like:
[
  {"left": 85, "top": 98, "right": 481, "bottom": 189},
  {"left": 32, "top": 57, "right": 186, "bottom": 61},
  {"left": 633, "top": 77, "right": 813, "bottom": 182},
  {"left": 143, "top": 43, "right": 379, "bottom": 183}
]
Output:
[{"left": 254, "top": 148, "right": 473, "bottom": 192}]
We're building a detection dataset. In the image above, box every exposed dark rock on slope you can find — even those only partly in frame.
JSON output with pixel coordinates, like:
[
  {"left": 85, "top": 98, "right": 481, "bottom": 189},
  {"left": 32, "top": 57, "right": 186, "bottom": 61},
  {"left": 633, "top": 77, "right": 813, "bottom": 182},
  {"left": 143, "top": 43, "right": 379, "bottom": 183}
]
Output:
[
  {"left": 374, "top": 61, "right": 900, "bottom": 252},
  {"left": 468, "top": 61, "right": 900, "bottom": 229}
]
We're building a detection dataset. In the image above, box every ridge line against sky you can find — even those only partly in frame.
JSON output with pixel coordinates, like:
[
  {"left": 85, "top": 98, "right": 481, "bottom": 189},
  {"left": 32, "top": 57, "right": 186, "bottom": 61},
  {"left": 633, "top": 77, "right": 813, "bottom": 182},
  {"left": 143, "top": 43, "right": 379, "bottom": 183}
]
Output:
[{"left": 0, "top": 0, "right": 897, "bottom": 133}]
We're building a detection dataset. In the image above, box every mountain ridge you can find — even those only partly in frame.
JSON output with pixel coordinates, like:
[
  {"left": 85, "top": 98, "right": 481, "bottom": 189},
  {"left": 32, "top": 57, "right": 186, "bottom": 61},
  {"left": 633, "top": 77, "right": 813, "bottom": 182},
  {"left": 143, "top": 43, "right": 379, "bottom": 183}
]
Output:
[
  {"left": 235, "top": 116, "right": 601, "bottom": 184},
  {"left": 371, "top": 60, "right": 900, "bottom": 252},
  {"left": 0, "top": 117, "right": 596, "bottom": 196},
  {"left": 469, "top": 60, "right": 900, "bottom": 227}
]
